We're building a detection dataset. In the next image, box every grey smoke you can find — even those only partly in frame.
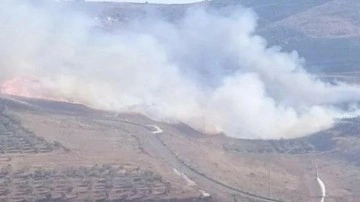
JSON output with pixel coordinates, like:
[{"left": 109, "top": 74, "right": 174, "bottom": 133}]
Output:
[{"left": 1, "top": 0, "right": 360, "bottom": 139}]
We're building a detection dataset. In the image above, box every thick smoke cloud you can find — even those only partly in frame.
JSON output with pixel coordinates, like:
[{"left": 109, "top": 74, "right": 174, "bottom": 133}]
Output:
[{"left": 1, "top": 0, "right": 360, "bottom": 139}]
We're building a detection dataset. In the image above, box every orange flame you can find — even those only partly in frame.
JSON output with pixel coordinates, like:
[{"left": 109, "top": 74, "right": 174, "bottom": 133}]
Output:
[{"left": 0, "top": 77, "right": 65, "bottom": 102}]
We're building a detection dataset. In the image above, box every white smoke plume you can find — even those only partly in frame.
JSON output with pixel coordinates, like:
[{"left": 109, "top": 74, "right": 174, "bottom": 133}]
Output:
[{"left": 1, "top": 0, "right": 360, "bottom": 139}]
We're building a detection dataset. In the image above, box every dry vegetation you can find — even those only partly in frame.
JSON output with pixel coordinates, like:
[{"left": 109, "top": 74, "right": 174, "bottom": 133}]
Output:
[
  {"left": 158, "top": 123, "right": 360, "bottom": 202},
  {"left": 0, "top": 108, "right": 66, "bottom": 155},
  {"left": 1, "top": 95, "right": 360, "bottom": 202},
  {"left": 0, "top": 164, "right": 171, "bottom": 201},
  {"left": 0, "top": 97, "right": 204, "bottom": 201}
]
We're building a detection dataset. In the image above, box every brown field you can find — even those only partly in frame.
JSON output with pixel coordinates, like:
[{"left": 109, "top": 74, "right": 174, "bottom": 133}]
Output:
[{"left": 0, "top": 94, "right": 359, "bottom": 201}]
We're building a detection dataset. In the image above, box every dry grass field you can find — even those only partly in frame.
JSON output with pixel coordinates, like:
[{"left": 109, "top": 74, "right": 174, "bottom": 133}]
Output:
[{"left": 0, "top": 95, "right": 359, "bottom": 201}]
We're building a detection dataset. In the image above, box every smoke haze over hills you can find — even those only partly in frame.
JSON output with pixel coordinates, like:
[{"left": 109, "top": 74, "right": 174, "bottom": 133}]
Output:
[{"left": 1, "top": 0, "right": 360, "bottom": 139}]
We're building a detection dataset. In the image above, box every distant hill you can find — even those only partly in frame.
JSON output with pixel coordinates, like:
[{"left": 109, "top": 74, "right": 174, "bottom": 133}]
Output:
[
  {"left": 67, "top": 0, "right": 360, "bottom": 73},
  {"left": 235, "top": 0, "right": 360, "bottom": 73},
  {"left": 206, "top": 0, "right": 360, "bottom": 74},
  {"left": 266, "top": 0, "right": 360, "bottom": 38},
  {"left": 211, "top": 0, "right": 329, "bottom": 26}
]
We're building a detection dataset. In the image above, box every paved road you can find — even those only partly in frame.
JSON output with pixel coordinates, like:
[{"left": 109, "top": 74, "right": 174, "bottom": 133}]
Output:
[{"left": 115, "top": 120, "right": 285, "bottom": 202}]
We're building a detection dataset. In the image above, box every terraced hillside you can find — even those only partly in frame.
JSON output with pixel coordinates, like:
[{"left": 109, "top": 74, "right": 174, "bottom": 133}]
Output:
[
  {"left": 0, "top": 165, "right": 171, "bottom": 201},
  {"left": 0, "top": 95, "right": 210, "bottom": 202},
  {"left": 0, "top": 109, "right": 65, "bottom": 155},
  {"left": 0, "top": 93, "right": 360, "bottom": 201}
]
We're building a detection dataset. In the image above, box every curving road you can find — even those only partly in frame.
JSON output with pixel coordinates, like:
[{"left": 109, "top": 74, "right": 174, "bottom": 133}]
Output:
[{"left": 113, "top": 120, "right": 285, "bottom": 202}]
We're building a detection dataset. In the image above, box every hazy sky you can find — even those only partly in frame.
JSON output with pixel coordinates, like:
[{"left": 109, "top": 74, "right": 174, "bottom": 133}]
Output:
[{"left": 86, "top": 0, "right": 205, "bottom": 4}]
